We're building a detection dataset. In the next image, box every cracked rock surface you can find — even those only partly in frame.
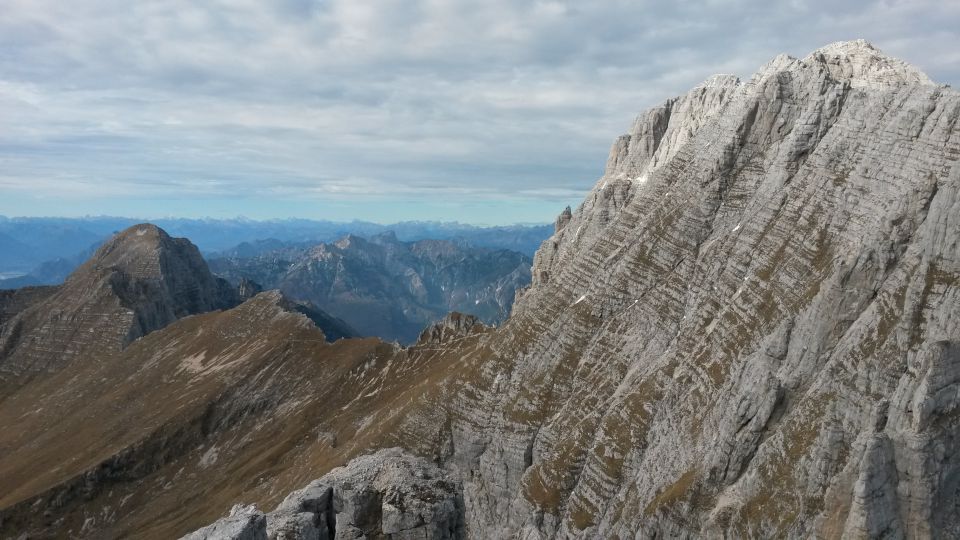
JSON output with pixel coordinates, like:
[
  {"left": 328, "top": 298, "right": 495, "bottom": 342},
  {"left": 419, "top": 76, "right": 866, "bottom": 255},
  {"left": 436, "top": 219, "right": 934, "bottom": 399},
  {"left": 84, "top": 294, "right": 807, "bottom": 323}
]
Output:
[{"left": 183, "top": 449, "right": 464, "bottom": 540}]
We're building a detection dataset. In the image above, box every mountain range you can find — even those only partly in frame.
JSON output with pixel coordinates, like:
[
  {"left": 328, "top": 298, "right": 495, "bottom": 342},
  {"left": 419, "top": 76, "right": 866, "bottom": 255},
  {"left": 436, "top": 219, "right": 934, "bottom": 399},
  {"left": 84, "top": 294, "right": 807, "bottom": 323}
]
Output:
[
  {"left": 208, "top": 232, "right": 531, "bottom": 343},
  {"left": 0, "top": 217, "right": 551, "bottom": 280},
  {"left": 1, "top": 40, "right": 959, "bottom": 539}
]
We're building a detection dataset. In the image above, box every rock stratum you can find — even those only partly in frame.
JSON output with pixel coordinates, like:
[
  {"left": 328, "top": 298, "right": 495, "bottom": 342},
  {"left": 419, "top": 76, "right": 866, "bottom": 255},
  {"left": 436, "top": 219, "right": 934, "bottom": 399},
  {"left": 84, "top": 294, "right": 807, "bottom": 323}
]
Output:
[{"left": 2, "top": 40, "right": 959, "bottom": 539}]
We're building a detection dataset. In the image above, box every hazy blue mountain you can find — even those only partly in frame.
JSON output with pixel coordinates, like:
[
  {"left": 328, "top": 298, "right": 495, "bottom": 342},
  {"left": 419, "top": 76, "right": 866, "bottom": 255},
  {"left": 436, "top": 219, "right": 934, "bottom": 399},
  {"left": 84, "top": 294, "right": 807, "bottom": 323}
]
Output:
[
  {"left": 0, "top": 216, "right": 551, "bottom": 278},
  {"left": 209, "top": 231, "right": 532, "bottom": 343}
]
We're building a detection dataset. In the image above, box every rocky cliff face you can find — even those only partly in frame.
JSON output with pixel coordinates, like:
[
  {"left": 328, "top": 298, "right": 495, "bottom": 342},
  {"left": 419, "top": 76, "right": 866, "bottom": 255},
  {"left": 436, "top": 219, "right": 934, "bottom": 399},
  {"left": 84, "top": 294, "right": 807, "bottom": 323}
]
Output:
[
  {"left": 209, "top": 232, "right": 530, "bottom": 343},
  {"left": 3, "top": 41, "right": 960, "bottom": 539},
  {"left": 425, "top": 39, "right": 960, "bottom": 537}
]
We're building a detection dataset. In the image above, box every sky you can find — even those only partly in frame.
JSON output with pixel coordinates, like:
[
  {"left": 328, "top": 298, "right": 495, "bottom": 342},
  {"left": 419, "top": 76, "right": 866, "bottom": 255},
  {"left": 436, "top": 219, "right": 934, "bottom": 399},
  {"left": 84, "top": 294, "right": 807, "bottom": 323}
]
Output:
[{"left": 1, "top": 1, "right": 958, "bottom": 225}]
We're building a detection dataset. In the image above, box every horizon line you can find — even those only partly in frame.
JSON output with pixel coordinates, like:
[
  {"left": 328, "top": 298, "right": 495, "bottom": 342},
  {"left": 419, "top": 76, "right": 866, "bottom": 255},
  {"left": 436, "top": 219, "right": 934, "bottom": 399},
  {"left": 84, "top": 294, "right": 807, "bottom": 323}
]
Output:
[{"left": 0, "top": 214, "right": 553, "bottom": 229}]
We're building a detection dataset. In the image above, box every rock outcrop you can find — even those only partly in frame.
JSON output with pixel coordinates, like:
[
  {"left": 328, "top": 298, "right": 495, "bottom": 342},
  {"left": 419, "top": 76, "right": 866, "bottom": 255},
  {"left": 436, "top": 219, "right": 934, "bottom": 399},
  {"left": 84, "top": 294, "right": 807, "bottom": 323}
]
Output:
[
  {"left": 183, "top": 505, "right": 267, "bottom": 540},
  {"left": 274, "top": 293, "right": 358, "bottom": 343},
  {"left": 184, "top": 449, "right": 464, "bottom": 540},
  {"left": 416, "top": 312, "right": 487, "bottom": 345},
  {"left": 237, "top": 277, "right": 264, "bottom": 301}
]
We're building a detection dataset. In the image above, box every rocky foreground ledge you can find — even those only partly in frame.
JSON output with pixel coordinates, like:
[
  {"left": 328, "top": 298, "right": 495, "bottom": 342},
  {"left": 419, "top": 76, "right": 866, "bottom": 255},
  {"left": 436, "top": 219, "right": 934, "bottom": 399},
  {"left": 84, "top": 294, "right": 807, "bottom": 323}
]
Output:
[{"left": 182, "top": 449, "right": 465, "bottom": 540}]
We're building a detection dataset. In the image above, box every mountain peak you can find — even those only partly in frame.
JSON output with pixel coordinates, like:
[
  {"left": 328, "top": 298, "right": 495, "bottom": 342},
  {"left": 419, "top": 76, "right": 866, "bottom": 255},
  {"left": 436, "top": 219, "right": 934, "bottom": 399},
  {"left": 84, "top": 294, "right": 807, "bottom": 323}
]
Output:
[
  {"left": 803, "top": 39, "right": 934, "bottom": 89},
  {"left": 696, "top": 73, "right": 741, "bottom": 89},
  {"left": 78, "top": 223, "right": 177, "bottom": 281},
  {"left": 334, "top": 233, "right": 368, "bottom": 250},
  {"left": 104, "top": 223, "right": 172, "bottom": 252},
  {"left": 812, "top": 38, "right": 877, "bottom": 55},
  {"left": 0, "top": 223, "right": 239, "bottom": 374},
  {"left": 370, "top": 230, "right": 400, "bottom": 245}
]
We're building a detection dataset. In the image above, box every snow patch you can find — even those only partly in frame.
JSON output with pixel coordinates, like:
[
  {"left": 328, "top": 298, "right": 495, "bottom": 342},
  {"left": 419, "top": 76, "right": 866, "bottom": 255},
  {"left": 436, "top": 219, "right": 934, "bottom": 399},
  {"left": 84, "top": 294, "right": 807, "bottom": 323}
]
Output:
[
  {"left": 135, "top": 228, "right": 148, "bottom": 236},
  {"left": 732, "top": 223, "right": 741, "bottom": 232},
  {"left": 573, "top": 294, "right": 587, "bottom": 305}
]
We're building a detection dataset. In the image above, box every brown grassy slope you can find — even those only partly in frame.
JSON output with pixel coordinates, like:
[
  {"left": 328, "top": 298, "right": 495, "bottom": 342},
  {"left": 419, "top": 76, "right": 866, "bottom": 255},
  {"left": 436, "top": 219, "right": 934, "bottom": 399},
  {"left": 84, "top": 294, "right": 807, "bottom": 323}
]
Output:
[{"left": 0, "top": 291, "right": 482, "bottom": 538}]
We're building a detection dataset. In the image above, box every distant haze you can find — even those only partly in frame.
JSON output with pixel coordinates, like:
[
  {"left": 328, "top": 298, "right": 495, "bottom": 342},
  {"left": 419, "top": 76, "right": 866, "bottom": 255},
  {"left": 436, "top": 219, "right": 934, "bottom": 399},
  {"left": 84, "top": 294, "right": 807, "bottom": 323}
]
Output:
[
  {"left": 1, "top": 1, "right": 958, "bottom": 223},
  {"left": 0, "top": 215, "right": 553, "bottom": 276}
]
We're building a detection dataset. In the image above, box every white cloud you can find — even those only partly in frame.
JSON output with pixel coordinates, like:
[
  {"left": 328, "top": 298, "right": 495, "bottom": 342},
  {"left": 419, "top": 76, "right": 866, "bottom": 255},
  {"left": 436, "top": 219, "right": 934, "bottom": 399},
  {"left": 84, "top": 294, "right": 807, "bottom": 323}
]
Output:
[{"left": 0, "top": 0, "right": 956, "bottom": 221}]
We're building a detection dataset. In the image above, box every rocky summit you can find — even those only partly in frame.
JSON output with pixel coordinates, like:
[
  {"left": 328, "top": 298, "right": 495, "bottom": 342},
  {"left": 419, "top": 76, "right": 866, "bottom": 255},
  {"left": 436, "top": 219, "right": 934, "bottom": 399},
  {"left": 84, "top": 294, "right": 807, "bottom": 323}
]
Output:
[{"left": 2, "top": 40, "right": 959, "bottom": 539}]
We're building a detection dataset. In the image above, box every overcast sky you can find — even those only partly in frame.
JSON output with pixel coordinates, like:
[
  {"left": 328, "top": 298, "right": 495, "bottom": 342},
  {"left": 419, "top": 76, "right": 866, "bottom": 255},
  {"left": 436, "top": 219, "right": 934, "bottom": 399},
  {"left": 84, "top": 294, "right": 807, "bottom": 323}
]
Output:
[{"left": 1, "top": 1, "right": 958, "bottom": 224}]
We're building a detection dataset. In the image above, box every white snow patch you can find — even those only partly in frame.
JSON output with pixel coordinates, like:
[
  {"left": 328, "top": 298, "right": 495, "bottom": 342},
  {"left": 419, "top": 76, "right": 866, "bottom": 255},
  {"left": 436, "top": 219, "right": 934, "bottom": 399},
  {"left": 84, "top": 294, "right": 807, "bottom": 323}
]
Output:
[
  {"left": 474, "top": 299, "right": 480, "bottom": 305},
  {"left": 635, "top": 173, "right": 648, "bottom": 184},
  {"left": 732, "top": 223, "right": 741, "bottom": 232},
  {"left": 135, "top": 228, "right": 148, "bottom": 236},
  {"left": 573, "top": 294, "right": 587, "bottom": 305}
]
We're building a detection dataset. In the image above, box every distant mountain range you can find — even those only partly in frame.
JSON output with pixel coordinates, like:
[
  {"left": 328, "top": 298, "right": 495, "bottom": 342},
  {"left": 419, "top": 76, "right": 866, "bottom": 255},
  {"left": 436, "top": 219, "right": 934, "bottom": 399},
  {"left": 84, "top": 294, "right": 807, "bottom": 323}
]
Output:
[
  {"left": 0, "top": 217, "right": 550, "bottom": 287},
  {"left": 208, "top": 231, "right": 531, "bottom": 343}
]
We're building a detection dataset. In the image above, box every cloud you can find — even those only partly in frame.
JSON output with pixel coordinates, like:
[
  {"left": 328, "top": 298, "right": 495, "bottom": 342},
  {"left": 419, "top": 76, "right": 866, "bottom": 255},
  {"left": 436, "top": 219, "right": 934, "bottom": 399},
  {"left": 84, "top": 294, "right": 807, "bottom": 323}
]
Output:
[{"left": 0, "top": 0, "right": 957, "bottom": 223}]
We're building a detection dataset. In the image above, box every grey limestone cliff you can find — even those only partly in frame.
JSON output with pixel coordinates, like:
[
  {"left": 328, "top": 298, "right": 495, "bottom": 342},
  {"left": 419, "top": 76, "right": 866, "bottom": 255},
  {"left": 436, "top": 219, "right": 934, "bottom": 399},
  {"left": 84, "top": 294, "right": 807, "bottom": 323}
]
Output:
[
  {"left": 292, "top": 39, "right": 957, "bottom": 539},
  {"left": 458, "top": 39, "right": 960, "bottom": 537}
]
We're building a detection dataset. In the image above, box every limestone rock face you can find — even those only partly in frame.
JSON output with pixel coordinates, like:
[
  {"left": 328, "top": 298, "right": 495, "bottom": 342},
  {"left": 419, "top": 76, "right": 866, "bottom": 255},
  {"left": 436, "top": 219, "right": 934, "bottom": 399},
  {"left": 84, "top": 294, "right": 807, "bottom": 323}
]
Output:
[
  {"left": 806, "top": 39, "right": 934, "bottom": 90},
  {"left": 554, "top": 206, "right": 572, "bottom": 233},
  {"left": 184, "top": 505, "right": 267, "bottom": 540},
  {"left": 437, "top": 39, "right": 960, "bottom": 538},
  {"left": 183, "top": 449, "right": 464, "bottom": 540}
]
